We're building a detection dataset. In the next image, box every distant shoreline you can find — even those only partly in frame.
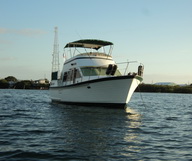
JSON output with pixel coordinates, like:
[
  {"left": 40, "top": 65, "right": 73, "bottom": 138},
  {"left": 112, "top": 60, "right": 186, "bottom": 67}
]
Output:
[
  {"left": 135, "top": 84, "right": 192, "bottom": 94},
  {"left": 1, "top": 76, "right": 192, "bottom": 93},
  {"left": 1, "top": 83, "right": 192, "bottom": 94},
  {"left": 0, "top": 76, "right": 50, "bottom": 90}
]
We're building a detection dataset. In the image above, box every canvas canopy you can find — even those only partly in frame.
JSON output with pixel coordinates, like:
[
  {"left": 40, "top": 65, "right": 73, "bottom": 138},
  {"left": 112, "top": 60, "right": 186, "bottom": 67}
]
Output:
[{"left": 64, "top": 39, "right": 113, "bottom": 50}]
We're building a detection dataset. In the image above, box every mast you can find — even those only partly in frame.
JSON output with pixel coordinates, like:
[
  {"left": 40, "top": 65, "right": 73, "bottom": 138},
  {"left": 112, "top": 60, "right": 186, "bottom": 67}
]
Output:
[{"left": 51, "top": 27, "right": 60, "bottom": 80}]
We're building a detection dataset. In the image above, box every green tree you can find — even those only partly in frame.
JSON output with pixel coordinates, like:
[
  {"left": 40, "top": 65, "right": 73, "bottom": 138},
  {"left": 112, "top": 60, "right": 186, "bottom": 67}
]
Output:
[
  {"left": 5, "top": 76, "right": 18, "bottom": 82},
  {"left": 0, "top": 79, "right": 9, "bottom": 88},
  {"left": 15, "top": 80, "right": 33, "bottom": 89}
]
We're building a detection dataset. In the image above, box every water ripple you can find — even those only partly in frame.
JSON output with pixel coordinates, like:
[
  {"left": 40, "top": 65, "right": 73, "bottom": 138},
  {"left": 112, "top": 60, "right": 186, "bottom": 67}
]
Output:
[{"left": 0, "top": 90, "right": 192, "bottom": 160}]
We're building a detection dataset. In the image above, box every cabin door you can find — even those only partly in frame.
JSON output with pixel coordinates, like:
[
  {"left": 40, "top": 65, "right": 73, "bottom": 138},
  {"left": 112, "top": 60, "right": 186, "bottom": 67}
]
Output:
[{"left": 73, "top": 68, "right": 77, "bottom": 84}]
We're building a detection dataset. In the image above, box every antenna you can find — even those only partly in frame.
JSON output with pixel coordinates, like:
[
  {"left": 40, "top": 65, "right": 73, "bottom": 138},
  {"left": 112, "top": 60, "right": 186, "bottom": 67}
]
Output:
[{"left": 52, "top": 27, "right": 60, "bottom": 79}]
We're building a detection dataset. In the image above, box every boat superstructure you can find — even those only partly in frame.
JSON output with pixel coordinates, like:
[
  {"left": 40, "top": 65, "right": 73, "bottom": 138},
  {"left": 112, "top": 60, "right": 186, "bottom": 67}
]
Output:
[{"left": 50, "top": 38, "right": 144, "bottom": 108}]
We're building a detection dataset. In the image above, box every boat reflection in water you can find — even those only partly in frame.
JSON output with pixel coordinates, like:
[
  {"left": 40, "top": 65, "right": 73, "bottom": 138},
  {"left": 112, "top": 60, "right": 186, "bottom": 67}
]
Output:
[
  {"left": 121, "top": 107, "right": 142, "bottom": 157},
  {"left": 49, "top": 104, "right": 142, "bottom": 159}
]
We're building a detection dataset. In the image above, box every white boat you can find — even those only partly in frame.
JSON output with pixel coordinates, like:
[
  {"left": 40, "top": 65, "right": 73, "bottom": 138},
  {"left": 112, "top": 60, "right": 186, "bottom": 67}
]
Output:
[{"left": 50, "top": 36, "right": 144, "bottom": 108}]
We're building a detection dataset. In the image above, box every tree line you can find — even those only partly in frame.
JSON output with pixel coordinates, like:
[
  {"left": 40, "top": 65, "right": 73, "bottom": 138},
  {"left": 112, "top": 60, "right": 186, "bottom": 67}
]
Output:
[
  {"left": 1, "top": 76, "right": 192, "bottom": 93},
  {"left": 0, "top": 76, "right": 50, "bottom": 89},
  {"left": 136, "top": 83, "right": 192, "bottom": 94}
]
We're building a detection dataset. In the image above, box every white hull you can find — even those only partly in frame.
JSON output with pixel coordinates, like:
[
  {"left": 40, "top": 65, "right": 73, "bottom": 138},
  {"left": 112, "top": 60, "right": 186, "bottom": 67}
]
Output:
[
  {"left": 50, "top": 75, "right": 142, "bottom": 108},
  {"left": 50, "top": 38, "right": 144, "bottom": 108}
]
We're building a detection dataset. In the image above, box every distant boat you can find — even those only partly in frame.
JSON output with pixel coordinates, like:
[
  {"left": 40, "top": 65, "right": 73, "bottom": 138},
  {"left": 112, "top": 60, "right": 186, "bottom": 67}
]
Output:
[{"left": 50, "top": 38, "right": 144, "bottom": 108}]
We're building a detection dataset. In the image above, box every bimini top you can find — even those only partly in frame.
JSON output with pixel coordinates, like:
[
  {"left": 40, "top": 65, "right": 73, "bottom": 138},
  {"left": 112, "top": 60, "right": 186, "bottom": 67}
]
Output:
[{"left": 64, "top": 39, "right": 113, "bottom": 50}]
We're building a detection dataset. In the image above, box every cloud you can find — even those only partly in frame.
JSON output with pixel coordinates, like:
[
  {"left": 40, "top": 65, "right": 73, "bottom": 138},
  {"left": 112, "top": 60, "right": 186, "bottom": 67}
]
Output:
[{"left": 0, "top": 28, "right": 46, "bottom": 37}]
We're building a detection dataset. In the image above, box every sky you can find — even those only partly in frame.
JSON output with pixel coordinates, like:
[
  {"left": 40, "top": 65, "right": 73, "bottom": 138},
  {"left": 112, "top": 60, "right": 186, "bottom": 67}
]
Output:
[{"left": 0, "top": 0, "right": 192, "bottom": 84}]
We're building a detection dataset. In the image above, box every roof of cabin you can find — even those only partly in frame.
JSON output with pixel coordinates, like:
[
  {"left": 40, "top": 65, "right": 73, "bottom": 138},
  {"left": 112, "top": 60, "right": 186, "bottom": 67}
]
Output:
[{"left": 64, "top": 39, "right": 113, "bottom": 50}]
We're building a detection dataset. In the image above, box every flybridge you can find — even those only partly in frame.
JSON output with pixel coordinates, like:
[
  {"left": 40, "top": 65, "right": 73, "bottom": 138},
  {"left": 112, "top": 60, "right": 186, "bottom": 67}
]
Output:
[
  {"left": 64, "top": 39, "right": 113, "bottom": 50},
  {"left": 63, "top": 39, "right": 114, "bottom": 59}
]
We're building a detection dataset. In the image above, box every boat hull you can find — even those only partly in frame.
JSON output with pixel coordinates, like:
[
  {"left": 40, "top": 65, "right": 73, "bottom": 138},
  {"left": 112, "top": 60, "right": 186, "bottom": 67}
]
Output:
[{"left": 49, "top": 75, "right": 142, "bottom": 108}]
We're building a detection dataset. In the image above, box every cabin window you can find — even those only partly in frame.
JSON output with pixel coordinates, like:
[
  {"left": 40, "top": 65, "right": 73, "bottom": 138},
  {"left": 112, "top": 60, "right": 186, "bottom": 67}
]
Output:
[
  {"left": 75, "top": 69, "right": 81, "bottom": 78},
  {"left": 63, "top": 69, "right": 81, "bottom": 82},
  {"left": 80, "top": 67, "right": 121, "bottom": 76},
  {"left": 114, "top": 69, "right": 121, "bottom": 76},
  {"left": 63, "top": 72, "right": 67, "bottom": 82},
  {"left": 67, "top": 71, "right": 71, "bottom": 81},
  {"left": 81, "top": 67, "right": 100, "bottom": 76},
  {"left": 51, "top": 71, "right": 58, "bottom": 80}
]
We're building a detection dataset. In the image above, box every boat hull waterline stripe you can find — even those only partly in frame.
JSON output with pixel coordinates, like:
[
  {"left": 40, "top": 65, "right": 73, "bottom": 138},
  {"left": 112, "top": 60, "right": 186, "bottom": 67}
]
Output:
[
  {"left": 50, "top": 75, "right": 143, "bottom": 89},
  {"left": 52, "top": 100, "right": 127, "bottom": 108}
]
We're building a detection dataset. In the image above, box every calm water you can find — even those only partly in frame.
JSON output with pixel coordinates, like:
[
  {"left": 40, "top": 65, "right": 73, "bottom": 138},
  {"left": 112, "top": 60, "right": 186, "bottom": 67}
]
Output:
[{"left": 0, "top": 89, "right": 192, "bottom": 161}]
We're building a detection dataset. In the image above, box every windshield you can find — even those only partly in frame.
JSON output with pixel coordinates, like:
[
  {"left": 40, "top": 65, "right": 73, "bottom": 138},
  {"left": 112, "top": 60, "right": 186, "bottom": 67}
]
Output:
[{"left": 81, "top": 67, "right": 121, "bottom": 76}]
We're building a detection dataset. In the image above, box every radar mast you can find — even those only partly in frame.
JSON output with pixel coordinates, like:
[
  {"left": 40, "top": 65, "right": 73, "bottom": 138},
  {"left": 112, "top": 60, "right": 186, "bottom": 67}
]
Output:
[{"left": 51, "top": 27, "right": 60, "bottom": 80}]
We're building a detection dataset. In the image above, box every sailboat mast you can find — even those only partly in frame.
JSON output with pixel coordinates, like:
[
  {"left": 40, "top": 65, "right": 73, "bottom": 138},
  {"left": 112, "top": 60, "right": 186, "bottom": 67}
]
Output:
[{"left": 51, "top": 27, "right": 60, "bottom": 79}]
